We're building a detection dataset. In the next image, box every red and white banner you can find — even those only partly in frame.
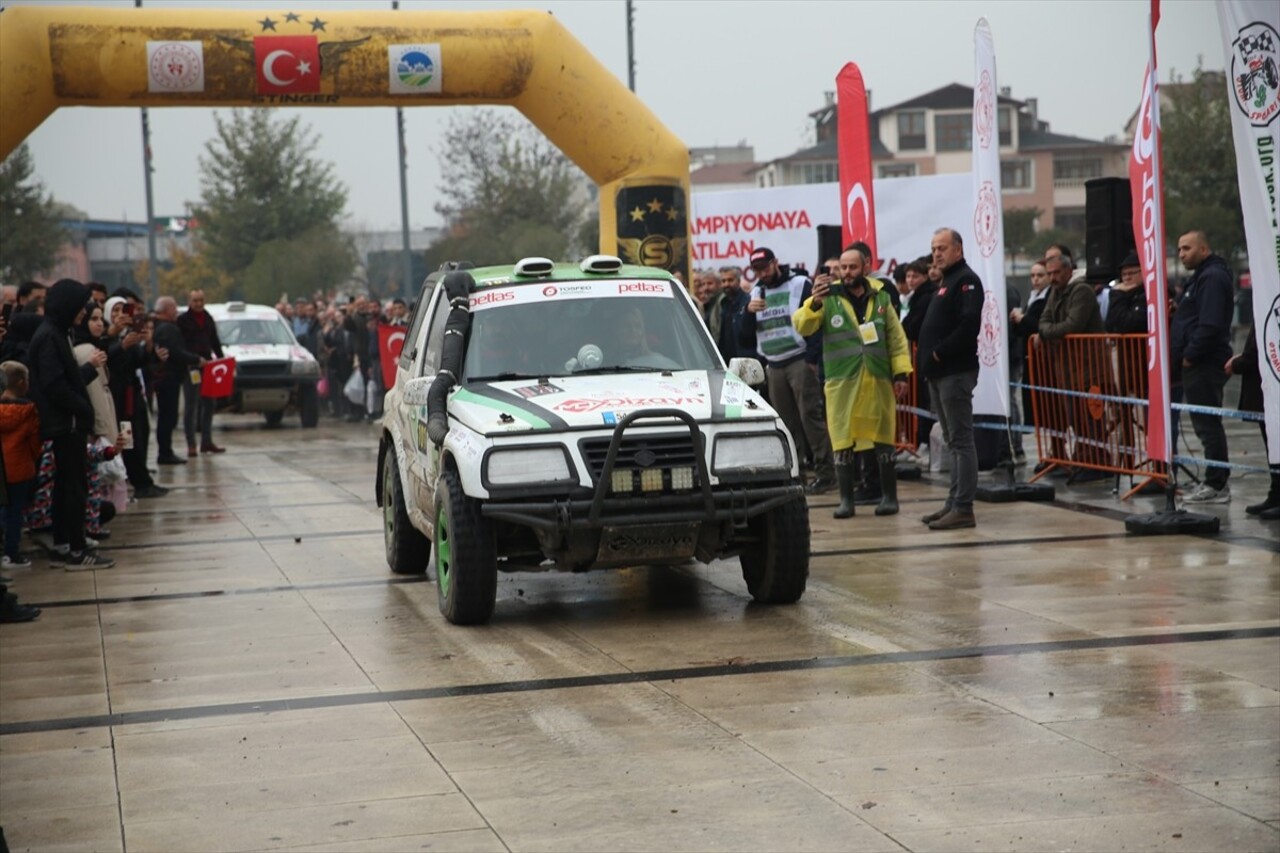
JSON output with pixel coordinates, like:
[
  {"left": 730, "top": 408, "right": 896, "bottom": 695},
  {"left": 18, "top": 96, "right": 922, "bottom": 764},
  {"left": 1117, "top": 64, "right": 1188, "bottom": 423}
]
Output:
[
  {"left": 1218, "top": 0, "right": 1280, "bottom": 465},
  {"left": 377, "top": 322, "right": 407, "bottom": 391},
  {"left": 836, "top": 62, "right": 878, "bottom": 262},
  {"left": 971, "top": 18, "right": 1010, "bottom": 418},
  {"left": 200, "top": 357, "right": 236, "bottom": 399},
  {"left": 690, "top": 174, "right": 971, "bottom": 280},
  {"left": 1129, "top": 0, "right": 1173, "bottom": 464}
]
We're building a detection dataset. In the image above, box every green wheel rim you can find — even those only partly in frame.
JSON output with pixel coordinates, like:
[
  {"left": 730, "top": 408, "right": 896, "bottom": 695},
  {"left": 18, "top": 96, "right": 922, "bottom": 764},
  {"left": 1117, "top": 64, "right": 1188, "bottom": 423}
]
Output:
[{"left": 436, "top": 503, "right": 452, "bottom": 599}]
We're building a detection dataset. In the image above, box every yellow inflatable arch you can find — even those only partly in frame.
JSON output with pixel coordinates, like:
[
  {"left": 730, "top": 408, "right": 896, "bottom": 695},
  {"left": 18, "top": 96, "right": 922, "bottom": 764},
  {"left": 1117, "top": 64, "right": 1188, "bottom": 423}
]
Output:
[{"left": 0, "top": 5, "right": 691, "bottom": 279}]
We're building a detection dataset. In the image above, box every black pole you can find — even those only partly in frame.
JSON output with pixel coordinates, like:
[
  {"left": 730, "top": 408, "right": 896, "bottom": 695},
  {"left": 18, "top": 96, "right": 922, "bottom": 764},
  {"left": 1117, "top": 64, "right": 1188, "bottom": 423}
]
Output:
[
  {"left": 393, "top": 0, "right": 413, "bottom": 298},
  {"left": 136, "top": 0, "right": 159, "bottom": 304},
  {"left": 626, "top": 1, "right": 635, "bottom": 92}
]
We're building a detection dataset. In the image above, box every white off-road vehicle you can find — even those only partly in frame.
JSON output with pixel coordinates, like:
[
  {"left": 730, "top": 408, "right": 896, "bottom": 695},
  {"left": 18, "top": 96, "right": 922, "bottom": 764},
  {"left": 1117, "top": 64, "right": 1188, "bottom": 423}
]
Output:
[
  {"left": 206, "top": 302, "right": 321, "bottom": 428},
  {"left": 376, "top": 256, "right": 809, "bottom": 624}
]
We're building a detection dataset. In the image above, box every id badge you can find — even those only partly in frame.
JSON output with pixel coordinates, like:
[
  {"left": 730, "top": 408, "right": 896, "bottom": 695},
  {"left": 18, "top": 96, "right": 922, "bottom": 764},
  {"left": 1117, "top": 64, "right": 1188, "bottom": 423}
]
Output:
[
  {"left": 189, "top": 369, "right": 202, "bottom": 384},
  {"left": 858, "top": 322, "right": 879, "bottom": 345}
]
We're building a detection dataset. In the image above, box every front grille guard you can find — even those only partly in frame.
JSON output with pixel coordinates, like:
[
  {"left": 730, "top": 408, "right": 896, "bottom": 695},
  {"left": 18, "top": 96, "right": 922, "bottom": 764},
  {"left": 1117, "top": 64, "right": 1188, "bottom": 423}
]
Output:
[{"left": 478, "top": 407, "right": 804, "bottom": 532}]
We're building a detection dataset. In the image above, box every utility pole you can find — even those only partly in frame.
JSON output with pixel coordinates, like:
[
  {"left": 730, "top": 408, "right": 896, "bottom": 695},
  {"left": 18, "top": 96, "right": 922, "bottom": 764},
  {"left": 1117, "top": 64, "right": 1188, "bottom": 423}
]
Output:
[
  {"left": 137, "top": 0, "right": 159, "bottom": 304},
  {"left": 393, "top": 0, "right": 414, "bottom": 298},
  {"left": 626, "top": 1, "right": 636, "bottom": 92}
]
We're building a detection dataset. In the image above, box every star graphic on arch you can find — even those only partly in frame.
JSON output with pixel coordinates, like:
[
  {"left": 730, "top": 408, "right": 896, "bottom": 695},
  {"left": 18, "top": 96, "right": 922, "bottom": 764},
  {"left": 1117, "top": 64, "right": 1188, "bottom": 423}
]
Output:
[
  {"left": 284, "top": 12, "right": 301, "bottom": 23},
  {"left": 646, "top": 198, "right": 664, "bottom": 214},
  {"left": 629, "top": 206, "right": 646, "bottom": 223},
  {"left": 666, "top": 207, "right": 680, "bottom": 221},
  {"left": 258, "top": 16, "right": 277, "bottom": 31},
  {"left": 309, "top": 17, "right": 327, "bottom": 32}
]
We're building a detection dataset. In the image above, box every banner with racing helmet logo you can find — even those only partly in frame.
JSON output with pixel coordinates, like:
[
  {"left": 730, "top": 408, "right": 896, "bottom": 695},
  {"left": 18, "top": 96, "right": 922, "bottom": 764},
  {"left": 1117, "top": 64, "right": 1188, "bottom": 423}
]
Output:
[{"left": 1218, "top": 0, "right": 1280, "bottom": 465}]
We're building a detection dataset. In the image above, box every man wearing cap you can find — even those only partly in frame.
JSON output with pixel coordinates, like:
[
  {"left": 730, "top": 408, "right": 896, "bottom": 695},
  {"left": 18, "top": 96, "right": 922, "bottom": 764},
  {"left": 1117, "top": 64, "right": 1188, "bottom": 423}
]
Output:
[{"left": 740, "top": 247, "right": 836, "bottom": 493}]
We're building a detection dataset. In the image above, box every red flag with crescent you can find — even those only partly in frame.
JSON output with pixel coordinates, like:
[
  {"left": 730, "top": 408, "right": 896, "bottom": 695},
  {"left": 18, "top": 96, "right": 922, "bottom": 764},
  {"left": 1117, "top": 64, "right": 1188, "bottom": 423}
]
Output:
[
  {"left": 377, "top": 323, "right": 407, "bottom": 390},
  {"left": 200, "top": 357, "right": 236, "bottom": 399},
  {"left": 836, "top": 62, "right": 878, "bottom": 266}
]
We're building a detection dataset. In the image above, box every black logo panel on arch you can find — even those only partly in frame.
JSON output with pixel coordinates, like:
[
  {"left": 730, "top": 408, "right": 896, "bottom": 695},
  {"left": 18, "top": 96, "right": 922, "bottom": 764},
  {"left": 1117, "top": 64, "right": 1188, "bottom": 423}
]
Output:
[{"left": 616, "top": 183, "right": 688, "bottom": 279}]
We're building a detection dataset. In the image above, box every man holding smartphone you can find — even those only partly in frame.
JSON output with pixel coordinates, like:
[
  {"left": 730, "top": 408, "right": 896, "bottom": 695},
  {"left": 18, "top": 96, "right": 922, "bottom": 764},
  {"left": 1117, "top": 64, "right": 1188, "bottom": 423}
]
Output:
[{"left": 794, "top": 247, "right": 911, "bottom": 518}]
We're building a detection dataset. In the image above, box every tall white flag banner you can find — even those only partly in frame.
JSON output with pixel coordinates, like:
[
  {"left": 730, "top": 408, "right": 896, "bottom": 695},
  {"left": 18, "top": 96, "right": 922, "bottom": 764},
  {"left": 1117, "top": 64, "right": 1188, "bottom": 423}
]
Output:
[
  {"left": 1217, "top": 0, "right": 1280, "bottom": 465},
  {"left": 972, "top": 18, "right": 1010, "bottom": 417}
]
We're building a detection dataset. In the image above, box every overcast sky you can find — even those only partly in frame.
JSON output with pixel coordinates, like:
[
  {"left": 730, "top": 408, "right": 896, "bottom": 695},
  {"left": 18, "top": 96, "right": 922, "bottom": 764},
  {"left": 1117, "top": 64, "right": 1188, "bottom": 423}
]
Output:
[{"left": 8, "top": 0, "right": 1223, "bottom": 232}]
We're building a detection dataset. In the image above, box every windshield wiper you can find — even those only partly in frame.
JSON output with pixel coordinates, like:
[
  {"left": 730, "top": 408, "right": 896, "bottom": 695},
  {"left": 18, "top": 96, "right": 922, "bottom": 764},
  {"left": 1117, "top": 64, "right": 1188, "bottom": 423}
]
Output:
[
  {"left": 467, "top": 372, "right": 546, "bottom": 382},
  {"left": 569, "top": 365, "right": 665, "bottom": 375}
]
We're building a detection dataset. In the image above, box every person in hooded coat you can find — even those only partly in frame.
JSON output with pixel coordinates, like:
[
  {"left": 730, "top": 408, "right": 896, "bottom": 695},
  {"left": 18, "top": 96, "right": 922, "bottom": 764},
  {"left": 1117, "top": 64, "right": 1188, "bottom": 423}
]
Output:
[{"left": 25, "top": 280, "right": 115, "bottom": 570}]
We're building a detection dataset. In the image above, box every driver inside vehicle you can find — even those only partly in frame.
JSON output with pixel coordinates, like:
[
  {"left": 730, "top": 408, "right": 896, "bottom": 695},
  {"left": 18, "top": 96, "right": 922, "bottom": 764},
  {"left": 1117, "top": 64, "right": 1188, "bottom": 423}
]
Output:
[{"left": 603, "top": 304, "right": 680, "bottom": 370}]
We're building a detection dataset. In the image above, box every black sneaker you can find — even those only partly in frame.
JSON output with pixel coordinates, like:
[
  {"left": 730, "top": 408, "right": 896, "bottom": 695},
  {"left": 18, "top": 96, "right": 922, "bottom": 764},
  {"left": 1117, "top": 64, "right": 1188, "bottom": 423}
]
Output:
[
  {"left": 62, "top": 552, "right": 116, "bottom": 572},
  {"left": 805, "top": 477, "right": 837, "bottom": 495},
  {"left": 0, "top": 602, "right": 41, "bottom": 623},
  {"left": 134, "top": 485, "right": 170, "bottom": 498}
]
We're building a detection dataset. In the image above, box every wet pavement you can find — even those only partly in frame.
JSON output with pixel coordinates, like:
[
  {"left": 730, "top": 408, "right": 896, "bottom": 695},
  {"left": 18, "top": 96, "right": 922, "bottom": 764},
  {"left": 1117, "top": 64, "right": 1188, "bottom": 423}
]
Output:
[{"left": 1, "top": 414, "right": 1276, "bottom": 852}]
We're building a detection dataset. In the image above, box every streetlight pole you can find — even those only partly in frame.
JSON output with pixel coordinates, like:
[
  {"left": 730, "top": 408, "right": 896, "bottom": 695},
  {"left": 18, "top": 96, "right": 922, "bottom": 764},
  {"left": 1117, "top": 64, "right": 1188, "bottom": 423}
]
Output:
[
  {"left": 626, "top": 1, "right": 636, "bottom": 92},
  {"left": 137, "top": 0, "right": 159, "bottom": 304},
  {"left": 393, "top": 0, "right": 414, "bottom": 298}
]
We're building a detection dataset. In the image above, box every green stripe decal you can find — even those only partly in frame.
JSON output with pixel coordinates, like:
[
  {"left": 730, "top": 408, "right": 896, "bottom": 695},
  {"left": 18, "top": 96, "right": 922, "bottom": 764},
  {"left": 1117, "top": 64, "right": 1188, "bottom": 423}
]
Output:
[{"left": 452, "top": 388, "right": 551, "bottom": 429}]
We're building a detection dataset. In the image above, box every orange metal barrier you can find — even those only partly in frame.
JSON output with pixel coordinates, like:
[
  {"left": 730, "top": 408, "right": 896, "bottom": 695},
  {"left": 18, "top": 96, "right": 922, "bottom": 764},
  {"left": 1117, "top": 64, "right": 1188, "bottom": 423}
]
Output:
[
  {"left": 895, "top": 343, "right": 920, "bottom": 453},
  {"left": 1025, "top": 333, "right": 1166, "bottom": 497}
]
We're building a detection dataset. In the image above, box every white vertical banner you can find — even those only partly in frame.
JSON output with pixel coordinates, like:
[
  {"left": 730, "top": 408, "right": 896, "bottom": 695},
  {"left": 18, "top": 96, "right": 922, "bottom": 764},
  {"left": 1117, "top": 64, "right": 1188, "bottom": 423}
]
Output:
[
  {"left": 1217, "top": 1, "right": 1280, "bottom": 465},
  {"left": 971, "top": 18, "right": 1010, "bottom": 417}
]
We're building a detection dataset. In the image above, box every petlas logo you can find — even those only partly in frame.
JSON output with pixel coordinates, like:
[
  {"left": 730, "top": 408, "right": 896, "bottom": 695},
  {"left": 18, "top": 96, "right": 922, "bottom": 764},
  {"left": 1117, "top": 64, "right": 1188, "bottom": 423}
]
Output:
[
  {"left": 470, "top": 290, "right": 514, "bottom": 308},
  {"left": 618, "top": 282, "right": 666, "bottom": 294}
]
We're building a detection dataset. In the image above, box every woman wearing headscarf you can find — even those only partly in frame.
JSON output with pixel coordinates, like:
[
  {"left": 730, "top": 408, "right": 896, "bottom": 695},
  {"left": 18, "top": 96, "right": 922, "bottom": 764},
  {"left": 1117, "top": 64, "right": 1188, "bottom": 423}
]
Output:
[{"left": 73, "top": 301, "right": 123, "bottom": 539}]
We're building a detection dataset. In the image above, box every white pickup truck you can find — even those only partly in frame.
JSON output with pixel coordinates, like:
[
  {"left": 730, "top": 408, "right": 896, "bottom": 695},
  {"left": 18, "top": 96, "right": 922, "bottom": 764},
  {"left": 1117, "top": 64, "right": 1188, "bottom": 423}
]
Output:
[{"left": 376, "top": 256, "right": 810, "bottom": 624}]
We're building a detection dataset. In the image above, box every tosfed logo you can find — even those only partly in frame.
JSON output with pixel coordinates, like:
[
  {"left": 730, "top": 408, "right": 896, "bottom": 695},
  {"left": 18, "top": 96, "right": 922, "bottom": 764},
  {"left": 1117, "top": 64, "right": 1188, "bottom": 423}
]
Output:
[
  {"left": 616, "top": 183, "right": 688, "bottom": 284},
  {"left": 1230, "top": 22, "right": 1280, "bottom": 126}
]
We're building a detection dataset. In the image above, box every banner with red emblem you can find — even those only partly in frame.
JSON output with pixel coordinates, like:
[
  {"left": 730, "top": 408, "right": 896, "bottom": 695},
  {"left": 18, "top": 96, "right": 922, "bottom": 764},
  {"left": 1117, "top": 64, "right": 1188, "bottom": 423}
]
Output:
[
  {"left": 201, "top": 357, "right": 236, "bottom": 399},
  {"left": 1217, "top": 0, "right": 1280, "bottom": 465},
  {"left": 377, "top": 323, "right": 407, "bottom": 391},
  {"left": 971, "top": 18, "right": 1010, "bottom": 418}
]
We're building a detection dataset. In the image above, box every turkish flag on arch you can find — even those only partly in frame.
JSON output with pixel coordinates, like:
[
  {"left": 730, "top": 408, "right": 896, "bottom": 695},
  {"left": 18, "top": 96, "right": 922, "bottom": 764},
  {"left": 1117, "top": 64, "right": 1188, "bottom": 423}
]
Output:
[
  {"left": 201, "top": 357, "right": 237, "bottom": 399},
  {"left": 378, "top": 323, "right": 407, "bottom": 391},
  {"left": 254, "top": 35, "right": 321, "bottom": 95}
]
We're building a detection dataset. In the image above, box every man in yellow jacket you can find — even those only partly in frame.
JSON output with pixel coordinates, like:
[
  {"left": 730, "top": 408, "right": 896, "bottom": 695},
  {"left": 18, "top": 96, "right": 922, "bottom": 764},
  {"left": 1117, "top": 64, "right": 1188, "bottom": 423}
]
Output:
[{"left": 793, "top": 247, "right": 911, "bottom": 518}]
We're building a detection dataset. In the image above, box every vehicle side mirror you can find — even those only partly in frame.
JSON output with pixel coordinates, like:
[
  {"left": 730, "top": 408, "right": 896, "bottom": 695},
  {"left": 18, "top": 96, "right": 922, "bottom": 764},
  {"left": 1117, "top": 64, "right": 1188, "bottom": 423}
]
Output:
[
  {"left": 402, "top": 375, "right": 433, "bottom": 407},
  {"left": 728, "top": 357, "right": 765, "bottom": 387}
]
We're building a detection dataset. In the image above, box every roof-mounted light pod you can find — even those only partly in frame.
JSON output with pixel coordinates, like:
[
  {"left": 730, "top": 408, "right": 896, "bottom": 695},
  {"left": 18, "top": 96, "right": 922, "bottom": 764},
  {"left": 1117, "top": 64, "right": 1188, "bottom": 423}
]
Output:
[
  {"left": 513, "top": 257, "right": 555, "bottom": 277},
  {"left": 580, "top": 255, "right": 623, "bottom": 274}
]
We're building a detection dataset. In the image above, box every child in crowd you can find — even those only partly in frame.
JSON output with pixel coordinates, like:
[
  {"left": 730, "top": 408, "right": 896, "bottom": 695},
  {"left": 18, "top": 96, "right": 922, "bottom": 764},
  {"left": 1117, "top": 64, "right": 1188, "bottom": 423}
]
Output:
[{"left": 0, "top": 361, "right": 42, "bottom": 569}]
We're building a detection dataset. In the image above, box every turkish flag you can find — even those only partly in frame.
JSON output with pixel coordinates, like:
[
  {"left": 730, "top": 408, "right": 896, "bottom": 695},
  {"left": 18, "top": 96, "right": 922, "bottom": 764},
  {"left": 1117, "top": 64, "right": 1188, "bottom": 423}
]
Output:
[
  {"left": 254, "top": 35, "right": 320, "bottom": 94},
  {"left": 836, "top": 63, "right": 878, "bottom": 267},
  {"left": 201, "top": 357, "right": 236, "bottom": 399},
  {"left": 377, "top": 323, "right": 407, "bottom": 391}
]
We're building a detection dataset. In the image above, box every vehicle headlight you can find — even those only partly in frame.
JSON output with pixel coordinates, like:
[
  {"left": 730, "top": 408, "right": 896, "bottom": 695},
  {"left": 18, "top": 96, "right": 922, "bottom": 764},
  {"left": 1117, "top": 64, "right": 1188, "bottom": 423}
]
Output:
[
  {"left": 484, "top": 446, "right": 573, "bottom": 486},
  {"left": 290, "top": 359, "right": 320, "bottom": 376},
  {"left": 713, "top": 434, "right": 788, "bottom": 474}
]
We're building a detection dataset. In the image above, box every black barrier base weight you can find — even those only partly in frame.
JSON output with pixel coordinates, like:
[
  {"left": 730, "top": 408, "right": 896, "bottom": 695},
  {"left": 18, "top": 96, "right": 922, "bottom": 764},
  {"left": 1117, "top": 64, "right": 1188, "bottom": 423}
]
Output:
[
  {"left": 1125, "top": 509, "right": 1220, "bottom": 536},
  {"left": 896, "top": 463, "right": 922, "bottom": 481},
  {"left": 975, "top": 482, "right": 1056, "bottom": 503}
]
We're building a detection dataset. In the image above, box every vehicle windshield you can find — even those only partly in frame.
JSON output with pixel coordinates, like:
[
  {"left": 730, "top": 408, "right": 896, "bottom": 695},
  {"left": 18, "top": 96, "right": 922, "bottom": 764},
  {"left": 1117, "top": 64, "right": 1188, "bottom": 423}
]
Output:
[
  {"left": 218, "top": 318, "right": 296, "bottom": 346},
  {"left": 463, "top": 280, "right": 721, "bottom": 380}
]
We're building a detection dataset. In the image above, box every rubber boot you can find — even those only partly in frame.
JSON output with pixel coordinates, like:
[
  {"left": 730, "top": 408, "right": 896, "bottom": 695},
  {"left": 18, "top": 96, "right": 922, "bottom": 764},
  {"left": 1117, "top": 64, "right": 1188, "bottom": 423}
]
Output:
[
  {"left": 833, "top": 464, "right": 856, "bottom": 519},
  {"left": 875, "top": 450, "right": 899, "bottom": 516},
  {"left": 853, "top": 449, "right": 882, "bottom": 505}
]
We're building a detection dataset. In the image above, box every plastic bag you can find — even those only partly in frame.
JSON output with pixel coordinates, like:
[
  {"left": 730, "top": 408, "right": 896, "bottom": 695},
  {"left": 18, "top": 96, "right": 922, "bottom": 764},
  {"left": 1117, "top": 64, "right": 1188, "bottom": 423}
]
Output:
[
  {"left": 99, "top": 451, "right": 127, "bottom": 485},
  {"left": 110, "top": 481, "right": 129, "bottom": 514},
  {"left": 317, "top": 376, "right": 329, "bottom": 399},
  {"left": 343, "top": 370, "right": 365, "bottom": 405}
]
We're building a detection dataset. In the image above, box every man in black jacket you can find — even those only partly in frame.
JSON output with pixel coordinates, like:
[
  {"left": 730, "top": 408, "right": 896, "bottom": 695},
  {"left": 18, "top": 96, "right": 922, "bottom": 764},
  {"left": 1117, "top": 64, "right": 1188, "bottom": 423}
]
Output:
[
  {"left": 916, "top": 228, "right": 985, "bottom": 530},
  {"left": 1170, "top": 231, "right": 1234, "bottom": 504},
  {"left": 26, "top": 280, "right": 115, "bottom": 570},
  {"left": 152, "top": 296, "right": 204, "bottom": 465},
  {"left": 177, "top": 289, "right": 225, "bottom": 456}
]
